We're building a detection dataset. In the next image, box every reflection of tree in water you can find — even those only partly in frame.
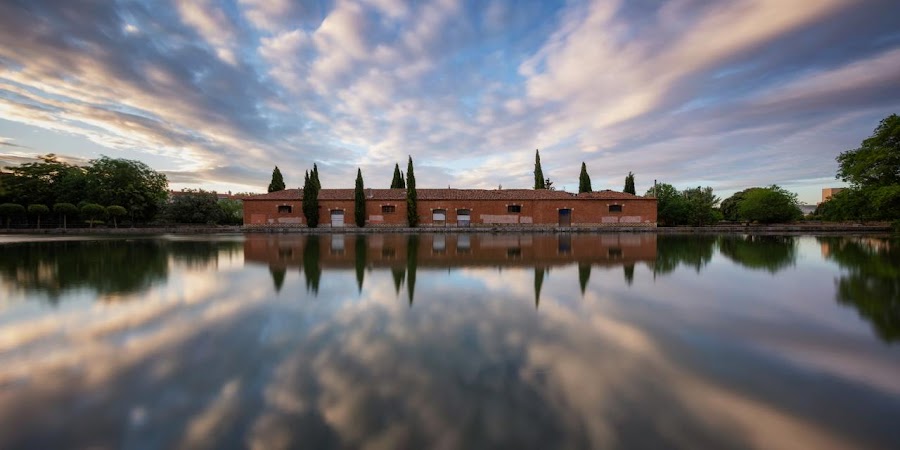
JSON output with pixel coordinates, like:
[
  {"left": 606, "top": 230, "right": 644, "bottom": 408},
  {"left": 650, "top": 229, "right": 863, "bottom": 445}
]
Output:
[
  {"left": 0, "top": 239, "right": 245, "bottom": 303},
  {"left": 0, "top": 240, "right": 168, "bottom": 303},
  {"left": 167, "top": 240, "right": 242, "bottom": 269},
  {"left": 407, "top": 235, "right": 419, "bottom": 306},
  {"left": 534, "top": 267, "right": 548, "bottom": 309},
  {"left": 355, "top": 235, "right": 366, "bottom": 292},
  {"left": 624, "top": 264, "right": 635, "bottom": 286},
  {"left": 270, "top": 266, "right": 286, "bottom": 293},
  {"left": 653, "top": 236, "right": 716, "bottom": 276},
  {"left": 718, "top": 235, "right": 797, "bottom": 273},
  {"left": 818, "top": 237, "right": 900, "bottom": 343},
  {"left": 303, "top": 236, "right": 321, "bottom": 295},
  {"left": 578, "top": 263, "right": 591, "bottom": 295},
  {"left": 391, "top": 266, "right": 405, "bottom": 295}
]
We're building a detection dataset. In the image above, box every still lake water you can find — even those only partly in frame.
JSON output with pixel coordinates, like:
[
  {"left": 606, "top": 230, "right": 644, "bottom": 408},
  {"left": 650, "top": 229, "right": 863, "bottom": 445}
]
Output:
[{"left": 0, "top": 233, "right": 898, "bottom": 449}]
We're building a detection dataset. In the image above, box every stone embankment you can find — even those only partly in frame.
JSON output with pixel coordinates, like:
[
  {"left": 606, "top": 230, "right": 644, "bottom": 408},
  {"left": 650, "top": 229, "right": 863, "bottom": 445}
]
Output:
[{"left": 0, "top": 223, "right": 892, "bottom": 235}]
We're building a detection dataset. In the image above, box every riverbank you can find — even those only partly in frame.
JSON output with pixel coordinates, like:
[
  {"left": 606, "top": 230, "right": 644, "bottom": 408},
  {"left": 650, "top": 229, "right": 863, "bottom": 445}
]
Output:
[{"left": 3, "top": 223, "right": 892, "bottom": 235}]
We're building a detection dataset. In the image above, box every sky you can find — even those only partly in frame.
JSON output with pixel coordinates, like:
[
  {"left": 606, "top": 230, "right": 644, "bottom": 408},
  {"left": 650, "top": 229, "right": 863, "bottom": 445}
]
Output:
[{"left": 0, "top": 0, "right": 898, "bottom": 204}]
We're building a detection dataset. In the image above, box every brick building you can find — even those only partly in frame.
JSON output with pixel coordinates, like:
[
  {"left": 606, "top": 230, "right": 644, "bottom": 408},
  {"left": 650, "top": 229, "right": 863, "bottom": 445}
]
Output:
[{"left": 243, "top": 188, "right": 656, "bottom": 227}]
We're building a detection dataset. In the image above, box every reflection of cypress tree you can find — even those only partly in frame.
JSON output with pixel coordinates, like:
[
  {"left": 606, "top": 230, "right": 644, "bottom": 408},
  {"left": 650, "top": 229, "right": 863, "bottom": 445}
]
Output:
[
  {"left": 818, "top": 237, "right": 900, "bottom": 342},
  {"left": 407, "top": 235, "right": 418, "bottom": 305},
  {"left": 0, "top": 240, "right": 169, "bottom": 303},
  {"left": 718, "top": 235, "right": 797, "bottom": 273},
  {"left": 391, "top": 266, "right": 405, "bottom": 295},
  {"left": 624, "top": 264, "right": 635, "bottom": 286},
  {"left": 302, "top": 236, "right": 321, "bottom": 295},
  {"left": 654, "top": 235, "right": 716, "bottom": 276},
  {"left": 169, "top": 240, "right": 243, "bottom": 269},
  {"left": 578, "top": 263, "right": 591, "bottom": 296},
  {"left": 270, "top": 266, "right": 286, "bottom": 293},
  {"left": 534, "top": 267, "right": 546, "bottom": 309},
  {"left": 355, "top": 235, "right": 366, "bottom": 292}
]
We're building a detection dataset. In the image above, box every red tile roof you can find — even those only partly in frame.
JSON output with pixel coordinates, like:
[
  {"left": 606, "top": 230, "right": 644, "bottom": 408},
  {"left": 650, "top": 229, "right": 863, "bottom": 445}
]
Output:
[{"left": 245, "top": 188, "right": 649, "bottom": 201}]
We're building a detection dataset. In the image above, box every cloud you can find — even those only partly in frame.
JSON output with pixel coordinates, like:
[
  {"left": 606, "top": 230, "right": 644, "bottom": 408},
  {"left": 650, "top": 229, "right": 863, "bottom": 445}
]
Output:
[{"left": 0, "top": 0, "right": 898, "bottom": 201}]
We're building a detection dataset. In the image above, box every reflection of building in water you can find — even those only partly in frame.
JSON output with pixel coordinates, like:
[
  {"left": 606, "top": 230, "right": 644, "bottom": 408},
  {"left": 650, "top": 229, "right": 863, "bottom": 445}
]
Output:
[
  {"left": 245, "top": 234, "right": 658, "bottom": 304},
  {"left": 244, "top": 234, "right": 657, "bottom": 271}
]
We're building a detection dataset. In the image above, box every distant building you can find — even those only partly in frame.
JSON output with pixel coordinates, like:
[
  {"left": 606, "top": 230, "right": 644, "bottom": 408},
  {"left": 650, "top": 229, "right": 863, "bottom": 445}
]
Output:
[
  {"left": 242, "top": 188, "right": 657, "bottom": 228},
  {"left": 821, "top": 187, "right": 844, "bottom": 203}
]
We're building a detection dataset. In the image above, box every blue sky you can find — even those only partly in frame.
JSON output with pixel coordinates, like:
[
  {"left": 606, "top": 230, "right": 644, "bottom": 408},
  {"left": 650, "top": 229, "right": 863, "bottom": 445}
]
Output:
[{"left": 1, "top": 0, "right": 898, "bottom": 203}]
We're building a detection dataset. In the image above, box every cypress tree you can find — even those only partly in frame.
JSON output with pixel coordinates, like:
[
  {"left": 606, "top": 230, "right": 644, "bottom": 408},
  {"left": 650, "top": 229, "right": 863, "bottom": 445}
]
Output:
[
  {"left": 399, "top": 171, "right": 405, "bottom": 189},
  {"left": 578, "top": 162, "right": 592, "bottom": 193},
  {"left": 354, "top": 168, "right": 366, "bottom": 227},
  {"left": 406, "top": 156, "right": 418, "bottom": 227},
  {"left": 534, "top": 149, "right": 545, "bottom": 189},
  {"left": 302, "top": 170, "right": 319, "bottom": 228},
  {"left": 268, "top": 166, "right": 286, "bottom": 192},
  {"left": 390, "top": 163, "right": 404, "bottom": 188},
  {"left": 312, "top": 164, "right": 321, "bottom": 190},
  {"left": 624, "top": 171, "right": 636, "bottom": 195}
]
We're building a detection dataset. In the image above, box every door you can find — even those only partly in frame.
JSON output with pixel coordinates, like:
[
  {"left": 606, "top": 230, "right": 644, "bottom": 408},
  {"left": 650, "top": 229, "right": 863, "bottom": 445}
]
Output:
[
  {"left": 457, "top": 209, "right": 471, "bottom": 227},
  {"left": 331, "top": 210, "right": 344, "bottom": 227},
  {"left": 558, "top": 209, "right": 572, "bottom": 226}
]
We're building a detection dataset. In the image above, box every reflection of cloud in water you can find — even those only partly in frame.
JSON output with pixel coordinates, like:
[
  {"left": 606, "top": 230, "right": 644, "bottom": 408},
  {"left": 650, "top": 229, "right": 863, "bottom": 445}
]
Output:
[
  {"left": 249, "top": 271, "right": 863, "bottom": 449},
  {"left": 2, "top": 236, "right": 899, "bottom": 449}
]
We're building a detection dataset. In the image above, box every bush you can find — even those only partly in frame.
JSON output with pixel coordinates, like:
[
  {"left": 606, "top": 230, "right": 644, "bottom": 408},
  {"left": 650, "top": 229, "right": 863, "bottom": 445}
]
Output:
[{"left": 738, "top": 187, "right": 802, "bottom": 224}]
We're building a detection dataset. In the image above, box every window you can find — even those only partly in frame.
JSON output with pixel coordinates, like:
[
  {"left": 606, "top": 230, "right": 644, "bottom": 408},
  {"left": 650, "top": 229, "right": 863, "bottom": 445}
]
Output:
[
  {"left": 608, "top": 247, "right": 623, "bottom": 258},
  {"left": 381, "top": 205, "right": 396, "bottom": 213},
  {"left": 609, "top": 204, "right": 623, "bottom": 213},
  {"left": 278, "top": 205, "right": 292, "bottom": 214},
  {"left": 507, "top": 248, "right": 522, "bottom": 259},
  {"left": 507, "top": 205, "right": 522, "bottom": 213},
  {"left": 382, "top": 248, "right": 396, "bottom": 259},
  {"left": 433, "top": 209, "right": 447, "bottom": 221}
]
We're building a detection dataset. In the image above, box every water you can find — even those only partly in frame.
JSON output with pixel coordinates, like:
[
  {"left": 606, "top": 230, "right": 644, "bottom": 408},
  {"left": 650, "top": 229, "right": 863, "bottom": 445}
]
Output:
[{"left": 0, "top": 233, "right": 898, "bottom": 449}]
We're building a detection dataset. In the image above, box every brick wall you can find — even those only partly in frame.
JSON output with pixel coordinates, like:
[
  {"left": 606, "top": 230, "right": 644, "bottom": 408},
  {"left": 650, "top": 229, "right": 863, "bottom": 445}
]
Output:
[{"left": 244, "top": 195, "right": 657, "bottom": 227}]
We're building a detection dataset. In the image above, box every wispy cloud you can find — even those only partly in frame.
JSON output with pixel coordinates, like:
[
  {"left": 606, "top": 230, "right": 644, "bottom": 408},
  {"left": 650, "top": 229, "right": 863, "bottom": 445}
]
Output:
[{"left": 0, "top": 0, "right": 897, "bottom": 201}]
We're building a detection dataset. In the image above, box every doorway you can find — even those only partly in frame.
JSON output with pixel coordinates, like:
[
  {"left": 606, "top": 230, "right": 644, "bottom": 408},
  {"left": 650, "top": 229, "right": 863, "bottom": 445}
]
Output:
[
  {"left": 558, "top": 209, "right": 572, "bottom": 226},
  {"left": 331, "top": 209, "right": 345, "bottom": 227}
]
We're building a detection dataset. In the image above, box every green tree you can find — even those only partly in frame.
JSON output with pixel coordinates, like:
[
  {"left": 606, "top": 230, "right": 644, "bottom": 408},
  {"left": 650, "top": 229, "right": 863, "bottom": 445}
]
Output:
[
  {"left": 312, "top": 164, "right": 321, "bottom": 190},
  {"left": 737, "top": 186, "right": 802, "bottom": 224},
  {"left": 3, "top": 154, "right": 86, "bottom": 206},
  {"left": 218, "top": 199, "right": 243, "bottom": 225},
  {"left": 646, "top": 183, "right": 687, "bottom": 226},
  {"left": 682, "top": 186, "right": 720, "bottom": 226},
  {"left": 0, "top": 203, "right": 25, "bottom": 229},
  {"left": 578, "top": 162, "right": 592, "bottom": 193},
  {"left": 106, "top": 205, "right": 127, "bottom": 228},
  {"left": 27, "top": 204, "right": 50, "bottom": 229},
  {"left": 820, "top": 114, "right": 900, "bottom": 222},
  {"left": 406, "top": 156, "right": 418, "bottom": 227},
  {"left": 53, "top": 203, "right": 78, "bottom": 229},
  {"left": 720, "top": 189, "right": 751, "bottom": 222},
  {"left": 534, "top": 149, "right": 545, "bottom": 189},
  {"left": 390, "top": 163, "right": 405, "bottom": 189},
  {"left": 624, "top": 172, "right": 636, "bottom": 195},
  {"left": 162, "top": 190, "right": 225, "bottom": 224},
  {"left": 354, "top": 168, "right": 366, "bottom": 227},
  {"left": 84, "top": 156, "right": 168, "bottom": 222},
  {"left": 268, "top": 166, "right": 286, "bottom": 192},
  {"left": 80, "top": 203, "right": 106, "bottom": 228},
  {"left": 302, "top": 170, "right": 320, "bottom": 228},
  {"left": 837, "top": 114, "right": 899, "bottom": 188}
]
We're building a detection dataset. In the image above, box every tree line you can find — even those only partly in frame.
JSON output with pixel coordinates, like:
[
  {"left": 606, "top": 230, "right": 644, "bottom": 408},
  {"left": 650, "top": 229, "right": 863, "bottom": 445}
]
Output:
[
  {"left": 814, "top": 114, "right": 900, "bottom": 223},
  {"left": 0, "top": 154, "right": 243, "bottom": 228}
]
